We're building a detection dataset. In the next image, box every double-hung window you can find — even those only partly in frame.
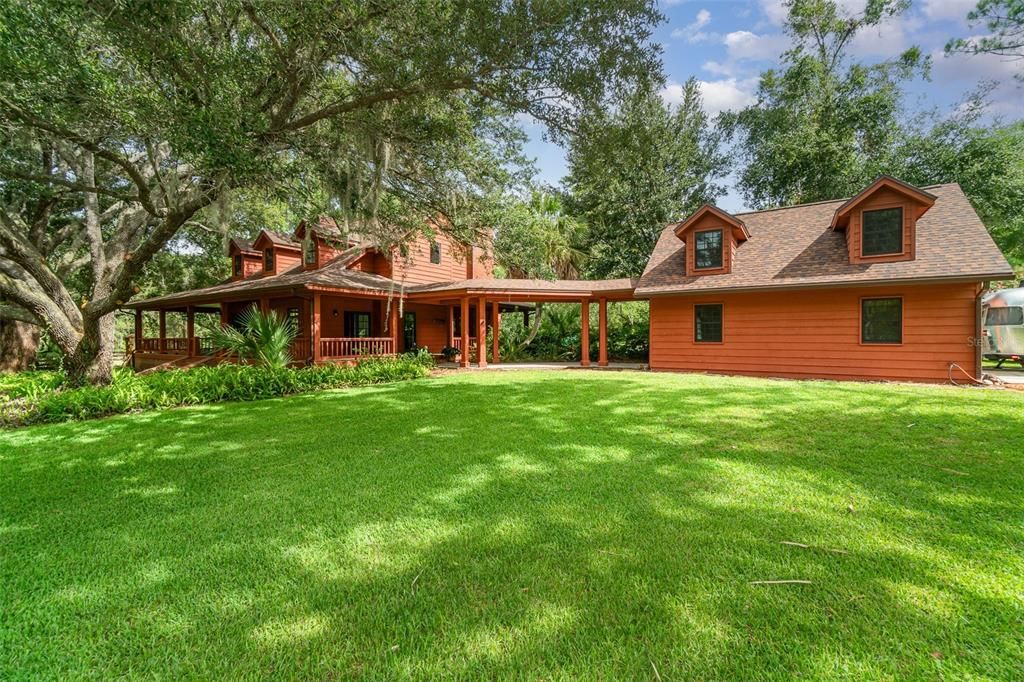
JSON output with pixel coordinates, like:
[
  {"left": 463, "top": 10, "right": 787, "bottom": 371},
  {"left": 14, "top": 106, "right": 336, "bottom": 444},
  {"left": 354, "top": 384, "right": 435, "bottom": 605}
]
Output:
[
  {"left": 861, "top": 298, "right": 902, "bottom": 344},
  {"left": 861, "top": 208, "right": 903, "bottom": 256},
  {"left": 694, "top": 304, "right": 723, "bottom": 343},
  {"left": 694, "top": 229, "right": 723, "bottom": 269}
]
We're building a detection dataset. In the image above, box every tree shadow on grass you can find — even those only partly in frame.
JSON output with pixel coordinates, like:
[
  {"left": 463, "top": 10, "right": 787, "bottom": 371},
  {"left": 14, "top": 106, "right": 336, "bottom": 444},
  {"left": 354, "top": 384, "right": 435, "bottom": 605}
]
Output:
[{"left": 2, "top": 372, "right": 1023, "bottom": 678}]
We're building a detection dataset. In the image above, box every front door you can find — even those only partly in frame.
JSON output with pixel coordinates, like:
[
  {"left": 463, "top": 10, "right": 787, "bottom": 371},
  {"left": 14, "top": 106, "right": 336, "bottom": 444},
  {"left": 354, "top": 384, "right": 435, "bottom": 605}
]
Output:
[{"left": 403, "top": 312, "right": 416, "bottom": 351}]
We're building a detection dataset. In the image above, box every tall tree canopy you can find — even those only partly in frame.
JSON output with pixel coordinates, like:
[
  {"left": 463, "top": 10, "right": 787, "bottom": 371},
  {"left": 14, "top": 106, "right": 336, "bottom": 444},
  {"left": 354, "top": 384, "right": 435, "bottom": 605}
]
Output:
[
  {"left": 0, "top": 0, "right": 662, "bottom": 383},
  {"left": 565, "top": 81, "right": 726, "bottom": 278},
  {"left": 491, "top": 189, "right": 588, "bottom": 280},
  {"left": 719, "top": 0, "right": 926, "bottom": 209}
]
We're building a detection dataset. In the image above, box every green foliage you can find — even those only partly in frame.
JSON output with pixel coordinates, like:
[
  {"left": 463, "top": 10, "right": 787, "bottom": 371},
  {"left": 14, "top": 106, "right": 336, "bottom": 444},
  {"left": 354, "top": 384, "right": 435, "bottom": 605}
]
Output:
[
  {"left": 1, "top": 354, "right": 434, "bottom": 427},
  {"left": 566, "top": 83, "right": 726, "bottom": 277},
  {"left": 210, "top": 307, "right": 298, "bottom": 369},
  {"left": 491, "top": 190, "right": 589, "bottom": 279},
  {"left": 496, "top": 303, "right": 649, "bottom": 362},
  {"left": 946, "top": 0, "right": 1024, "bottom": 77},
  {"left": 0, "top": 369, "right": 64, "bottom": 402},
  {"left": 894, "top": 114, "right": 1024, "bottom": 267},
  {"left": 720, "top": 0, "right": 926, "bottom": 208}
]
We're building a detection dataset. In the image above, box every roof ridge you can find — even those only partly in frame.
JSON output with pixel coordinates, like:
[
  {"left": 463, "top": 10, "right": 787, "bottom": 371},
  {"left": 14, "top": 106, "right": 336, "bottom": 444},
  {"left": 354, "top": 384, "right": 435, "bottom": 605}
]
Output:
[{"left": 728, "top": 182, "right": 960, "bottom": 218}]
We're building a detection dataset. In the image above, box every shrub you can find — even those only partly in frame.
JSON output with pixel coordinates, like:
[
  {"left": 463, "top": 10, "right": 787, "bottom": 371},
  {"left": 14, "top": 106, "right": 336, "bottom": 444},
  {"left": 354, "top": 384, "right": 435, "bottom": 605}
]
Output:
[
  {"left": 209, "top": 307, "right": 297, "bottom": 368},
  {"left": 1, "top": 353, "right": 435, "bottom": 428}
]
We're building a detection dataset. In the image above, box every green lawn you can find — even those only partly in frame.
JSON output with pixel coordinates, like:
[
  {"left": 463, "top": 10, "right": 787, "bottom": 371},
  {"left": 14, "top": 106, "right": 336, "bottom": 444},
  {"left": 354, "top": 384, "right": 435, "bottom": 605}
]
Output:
[{"left": 2, "top": 371, "right": 1023, "bottom": 679}]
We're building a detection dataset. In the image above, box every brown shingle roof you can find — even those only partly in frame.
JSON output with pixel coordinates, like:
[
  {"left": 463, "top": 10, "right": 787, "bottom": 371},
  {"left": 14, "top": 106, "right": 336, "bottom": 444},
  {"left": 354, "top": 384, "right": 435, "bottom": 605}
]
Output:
[
  {"left": 124, "top": 247, "right": 397, "bottom": 309},
  {"left": 407, "top": 277, "right": 637, "bottom": 295},
  {"left": 635, "top": 183, "right": 1013, "bottom": 296}
]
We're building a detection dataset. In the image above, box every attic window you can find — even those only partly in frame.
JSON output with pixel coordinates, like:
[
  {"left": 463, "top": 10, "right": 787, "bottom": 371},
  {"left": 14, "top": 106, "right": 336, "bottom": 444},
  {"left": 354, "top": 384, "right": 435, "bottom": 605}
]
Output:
[
  {"left": 430, "top": 242, "right": 441, "bottom": 265},
  {"left": 303, "top": 240, "right": 316, "bottom": 266},
  {"left": 233, "top": 254, "right": 242, "bottom": 277},
  {"left": 694, "top": 229, "right": 723, "bottom": 269},
  {"left": 862, "top": 207, "right": 903, "bottom": 256},
  {"left": 264, "top": 248, "right": 274, "bottom": 272}
]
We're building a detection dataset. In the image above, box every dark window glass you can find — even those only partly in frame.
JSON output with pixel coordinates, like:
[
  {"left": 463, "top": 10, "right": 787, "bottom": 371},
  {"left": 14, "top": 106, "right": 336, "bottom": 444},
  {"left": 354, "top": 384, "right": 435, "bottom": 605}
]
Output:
[
  {"left": 694, "top": 304, "right": 723, "bottom": 342},
  {"left": 861, "top": 298, "right": 902, "bottom": 343},
  {"left": 286, "top": 307, "right": 300, "bottom": 333},
  {"left": 344, "top": 311, "right": 371, "bottom": 338},
  {"left": 986, "top": 306, "right": 1024, "bottom": 326},
  {"left": 403, "top": 312, "right": 417, "bottom": 350},
  {"left": 304, "top": 240, "right": 316, "bottom": 265},
  {"left": 233, "top": 254, "right": 242, "bottom": 276},
  {"left": 430, "top": 242, "right": 441, "bottom": 264},
  {"left": 695, "top": 229, "right": 723, "bottom": 269},
  {"left": 861, "top": 207, "right": 903, "bottom": 256},
  {"left": 264, "top": 248, "right": 274, "bottom": 271}
]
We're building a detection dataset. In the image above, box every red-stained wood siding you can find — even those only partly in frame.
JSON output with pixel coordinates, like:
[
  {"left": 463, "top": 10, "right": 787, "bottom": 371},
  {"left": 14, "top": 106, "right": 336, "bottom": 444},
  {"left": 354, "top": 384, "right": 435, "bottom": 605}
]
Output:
[
  {"left": 649, "top": 282, "right": 979, "bottom": 382},
  {"left": 391, "top": 233, "right": 468, "bottom": 284},
  {"left": 242, "top": 255, "right": 262, "bottom": 277},
  {"left": 320, "top": 295, "right": 376, "bottom": 338},
  {"left": 275, "top": 248, "right": 301, "bottom": 273},
  {"left": 268, "top": 296, "right": 309, "bottom": 337}
]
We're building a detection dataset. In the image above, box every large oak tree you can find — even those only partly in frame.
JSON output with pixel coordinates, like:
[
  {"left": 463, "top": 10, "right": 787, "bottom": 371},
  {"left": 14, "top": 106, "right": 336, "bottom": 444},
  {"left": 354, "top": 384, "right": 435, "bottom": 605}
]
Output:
[{"left": 0, "top": 0, "right": 662, "bottom": 383}]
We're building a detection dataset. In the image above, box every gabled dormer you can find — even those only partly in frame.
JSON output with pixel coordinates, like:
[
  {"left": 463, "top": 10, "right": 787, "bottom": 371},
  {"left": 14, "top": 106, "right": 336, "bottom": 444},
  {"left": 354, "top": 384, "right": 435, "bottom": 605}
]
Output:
[
  {"left": 673, "top": 205, "right": 750, "bottom": 277},
  {"left": 831, "top": 176, "right": 936, "bottom": 265},
  {"left": 228, "top": 238, "right": 262, "bottom": 281},
  {"left": 251, "top": 229, "right": 301, "bottom": 276},
  {"left": 293, "top": 219, "right": 360, "bottom": 271}
]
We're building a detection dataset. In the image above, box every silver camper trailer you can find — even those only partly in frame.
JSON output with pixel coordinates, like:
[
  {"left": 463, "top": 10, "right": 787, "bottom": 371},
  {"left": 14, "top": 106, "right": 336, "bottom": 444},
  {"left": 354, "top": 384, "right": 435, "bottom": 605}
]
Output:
[{"left": 983, "top": 285, "right": 1024, "bottom": 368}]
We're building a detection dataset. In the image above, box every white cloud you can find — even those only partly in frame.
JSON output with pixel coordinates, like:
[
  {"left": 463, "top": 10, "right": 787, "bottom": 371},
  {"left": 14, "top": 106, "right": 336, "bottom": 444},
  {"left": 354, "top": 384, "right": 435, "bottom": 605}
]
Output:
[
  {"left": 758, "top": 0, "right": 787, "bottom": 25},
  {"left": 701, "top": 60, "right": 734, "bottom": 77},
  {"left": 921, "top": 0, "right": 976, "bottom": 23},
  {"left": 661, "top": 78, "right": 759, "bottom": 117},
  {"left": 723, "top": 30, "right": 788, "bottom": 61},
  {"left": 671, "top": 9, "right": 714, "bottom": 43},
  {"left": 932, "top": 45, "right": 1022, "bottom": 83},
  {"left": 848, "top": 15, "right": 918, "bottom": 58}
]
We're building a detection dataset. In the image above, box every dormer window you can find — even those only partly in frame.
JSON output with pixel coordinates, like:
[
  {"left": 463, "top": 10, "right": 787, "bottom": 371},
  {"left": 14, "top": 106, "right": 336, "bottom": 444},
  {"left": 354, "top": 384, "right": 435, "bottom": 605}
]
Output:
[
  {"left": 831, "top": 177, "right": 935, "bottom": 265},
  {"left": 233, "top": 254, "right": 242, "bottom": 277},
  {"left": 694, "top": 229, "right": 723, "bottom": 269},
  {"left": 672, "top": 205, "right": 748, "bottom": 277},
  {"left": 304, "top": 240, "right": 316, "bottom": 266},
  {"left": 264, "top": 248, "right": 274, "bottom": 272},
  {"left": 862, "top": 207, "right": 903, "bottom": 257},
  {"left": 430, "top": 242, "right": 441, "bottom": 265}
]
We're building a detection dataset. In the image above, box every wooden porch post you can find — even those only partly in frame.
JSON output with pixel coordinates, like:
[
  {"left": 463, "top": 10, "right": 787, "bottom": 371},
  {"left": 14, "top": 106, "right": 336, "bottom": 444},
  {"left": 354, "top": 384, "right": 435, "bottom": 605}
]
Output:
[
  {"left": 580, "top": 299, "right": 591, "bottom": 367},
  {"left": 447, "top": 305, "right": 454, "bottom": 347},
  {"left": 260, "top": 297, "right": 270, "bottom": 314},
  {"left": 312, "top": 293, "right": 322, "bottom": 363},
  {"left": 476, "top": 296, "right": 488, "bottom": 368},
  {"left": 186, "top": 305, "right": 195, "bottom": 356},
  {"left": 158, "top": 309, "right": 167, "bottom": 352},
  {"left": 460, "top": 296, "right": 470, "bottom": 368},
  {"left": 134, "top": 309, "right": 143, "bottom": 352},
  {"left": 389, "top": 298, "right": 400, "bottom": 354},
  {"left": 598, "top": 297, "right": 608, "bottom": 367},
  {"left": 491, "top": 301, "right": 500, "bottom": 364},
  {"left": 219, "top": 303, "right": 228, "bottom": 327}
]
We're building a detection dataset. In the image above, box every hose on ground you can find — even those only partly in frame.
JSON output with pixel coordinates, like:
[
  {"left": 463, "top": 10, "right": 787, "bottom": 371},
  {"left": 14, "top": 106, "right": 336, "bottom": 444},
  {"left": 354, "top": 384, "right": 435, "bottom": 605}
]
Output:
[{"left": 947, "top": 362, "right": 995, "bottom": 387}]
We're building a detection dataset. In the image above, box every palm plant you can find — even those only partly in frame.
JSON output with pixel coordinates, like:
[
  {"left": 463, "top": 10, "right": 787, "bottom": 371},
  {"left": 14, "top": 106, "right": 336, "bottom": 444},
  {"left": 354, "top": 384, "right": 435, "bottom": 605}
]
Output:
[{"left": 210, "top": 307, "right": 297, "bottom": 369}]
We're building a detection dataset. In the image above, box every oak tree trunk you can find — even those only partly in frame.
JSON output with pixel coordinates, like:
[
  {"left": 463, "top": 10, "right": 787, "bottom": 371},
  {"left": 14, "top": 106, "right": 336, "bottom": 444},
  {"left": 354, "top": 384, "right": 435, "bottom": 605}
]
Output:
[
  {"left": 62, "top": 312, "right": 115, "bottom": 385},
  {"left": 0, "top": 319, "right": 40, "bottom": 372}
]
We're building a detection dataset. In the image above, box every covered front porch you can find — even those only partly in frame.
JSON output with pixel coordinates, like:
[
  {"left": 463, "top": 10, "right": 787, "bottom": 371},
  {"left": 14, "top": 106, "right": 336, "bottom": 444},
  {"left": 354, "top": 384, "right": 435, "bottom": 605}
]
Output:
[{"left": 124, "top": 288, "right": 405, "bottom": 371}]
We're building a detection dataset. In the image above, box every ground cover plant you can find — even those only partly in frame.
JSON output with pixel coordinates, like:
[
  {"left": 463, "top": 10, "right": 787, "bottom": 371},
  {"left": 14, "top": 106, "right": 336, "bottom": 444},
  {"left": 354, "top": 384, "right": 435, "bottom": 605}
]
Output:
[
  {"left": 1, "top": 370, "right": 1022, "bottom": 678},
  {"left": 0, "top": 351, "right": 433, "bottom": 427}
]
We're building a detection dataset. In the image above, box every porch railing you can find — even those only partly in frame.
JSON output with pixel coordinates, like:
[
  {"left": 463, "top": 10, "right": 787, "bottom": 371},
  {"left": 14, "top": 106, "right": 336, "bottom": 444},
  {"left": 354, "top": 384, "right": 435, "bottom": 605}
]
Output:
[
  {"left": 320, "top": 337, "right": 394, "bottom": 358},
  {"left": 290, "top": 338, "right": 312, "bottom": 361},
  {"left": 452, "top": 337, "right": 477, "bottom": 350}
]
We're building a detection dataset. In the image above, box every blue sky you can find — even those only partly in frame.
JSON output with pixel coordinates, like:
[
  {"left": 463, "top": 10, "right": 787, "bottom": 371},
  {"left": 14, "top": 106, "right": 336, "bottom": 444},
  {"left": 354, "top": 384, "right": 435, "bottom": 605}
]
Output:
[{"left": 521, "top": 0, "right": 1024, "bottom": 212}]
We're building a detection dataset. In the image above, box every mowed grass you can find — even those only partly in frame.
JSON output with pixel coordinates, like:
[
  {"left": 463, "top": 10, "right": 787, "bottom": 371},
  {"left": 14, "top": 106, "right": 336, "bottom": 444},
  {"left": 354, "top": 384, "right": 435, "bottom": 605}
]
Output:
[{"left": 2, "top": 371, "right": 1023, "bottom": 680}]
